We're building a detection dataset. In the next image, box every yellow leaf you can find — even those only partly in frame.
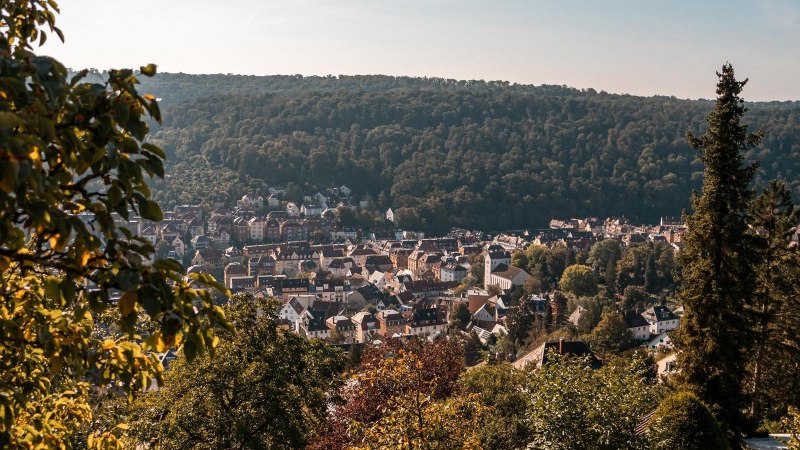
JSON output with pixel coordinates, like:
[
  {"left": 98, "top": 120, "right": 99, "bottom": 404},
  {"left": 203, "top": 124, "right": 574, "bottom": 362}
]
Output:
[
  {"left": 156, "top": 332, "right": 168, "bottom": 352},
  {"left": 29, "top": 146, "right": 40, "bottom": 161},
  {"left": 143, "top": 93, "right": 155, "bottom": 101},
  {"left": 119, "top": 291, "right": 137, "bottom": 315},
  {"left": 81, "top": 250, "right": 92, "bottom": 266},
  {"left": 102, "top": 339, "right": 115, "bottom": 350},
  {"left": 49, "top": 234, "right": 59, "bottom": 250}
]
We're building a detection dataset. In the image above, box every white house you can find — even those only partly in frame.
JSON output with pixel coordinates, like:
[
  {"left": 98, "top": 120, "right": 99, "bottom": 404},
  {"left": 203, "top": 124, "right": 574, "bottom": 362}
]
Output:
[
  {"left": 172, "top": 236, "right": 185, "bottom": 259},
  {"left": 646, "top": 331, "right": 674, "bottom": 350},
  {"left": 299, "top": 311, "right": 329, "bottom": 340},
  {"left": 440, "top": 264, "right": 468, "bottom": 283},
  {"left": 386, "top": 208, "right": 397, "bottom": 224},
  {"left": 642, "top": 306, "right": 680, "bottom": 335},
  {"left": 248, "top": 217, "right": 265, "bottom": 241},
  {"left": 623, "top": 310, "right": 651, "bottom": 341},
  {"left": 405, "top": 307, "right": 447, "bottom": 340},
  {"left": 277, "top": 297, "right": 306, "bottom": 330}
]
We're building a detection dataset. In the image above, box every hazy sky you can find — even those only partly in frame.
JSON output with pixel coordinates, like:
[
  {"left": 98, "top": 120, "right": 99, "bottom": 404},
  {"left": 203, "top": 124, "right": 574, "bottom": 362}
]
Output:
[{"left": 41, "top": 0, "right": 800, "bottom": 100}]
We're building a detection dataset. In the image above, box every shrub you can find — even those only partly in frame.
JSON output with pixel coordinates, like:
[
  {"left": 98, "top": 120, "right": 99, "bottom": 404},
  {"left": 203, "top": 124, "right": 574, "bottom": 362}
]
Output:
[{"left": 647, "top": 391, "right": 729, "bottom": 450}]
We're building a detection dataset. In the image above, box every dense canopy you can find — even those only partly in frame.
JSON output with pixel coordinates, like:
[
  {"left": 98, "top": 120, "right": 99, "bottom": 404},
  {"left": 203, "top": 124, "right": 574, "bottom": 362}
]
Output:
[{"left": 129, "top": 73, "right": 800, "bottom": 233}]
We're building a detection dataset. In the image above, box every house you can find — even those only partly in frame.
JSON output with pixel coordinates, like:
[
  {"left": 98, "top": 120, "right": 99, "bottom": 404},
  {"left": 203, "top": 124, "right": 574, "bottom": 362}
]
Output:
[
  {"left": 310, "top": 279, "right": 353, "bottom": 303},
  {"left": 190, "top": 234, "right": 211, "bottom": 251},
  {"left": 326, "top": 315, "right": 357, "bottom": 343},
  {"left": 351, "top": 311, "right": 381, "bottom": 343},
  {"left": 389, "top": 248, "right": 412, "bottom": 269},
  {"left": 440, "top": 264, "right": 468, "bottom": 283},
  {"left": 172, "top": 236, "right": 186, "bottom": 259},
  {"left": 349, "top": 247, "right": 378, "bottom": 266},
  {"left": 472, "top": 303, "right": 497, "bottom": 328},
  {"left": 299, "top": 314, "right": 329, "bottom": 340},
  {"left": 364, "top": 254, "right": 394, "bottom": 272},
  {"left": 248, "top": 217, "right": 265, "bottom": 241},
  {"left": 141, "top": 226, "right": 157, "bottom": 245},
  {"left": 404, "top": 307, "right": 446, "bottom": 339},
  {"left": 187, "top": 216, "right": 205, "bottom": 238},
  {"left": 369, "top": 271, "right": 394, "bottom": 291},
  {"left": 646, "top": 331, "right": 675, "bottom": 350},
  {"left": 277, "top": 297, "right": 307, "bottom": 330},
  {"left": 513, "top": 339, "right": 602, "bottom": 370},
  {"left": 386, "top": 208, "right": 397, "bottom": 224},
  {"left": 319, "top": 246, "right": 345, "bottom": 270},
  {"left": 328, "top": 257, "right": 355, "bottom": 278},
  {"left": 346, "top": 284, "right": 384, "bottom": 311},
  {"left": 376, "top": 294, "right": 404, "bottom": 312},
  {"left": 641, "top": 306, "right": 680, "bottom": 335},
  {"left": 486, "top": 263, "right": 531, "bottom": 290},
  {"left": 223, "top": 262, "right": 247, "bottom": 289},
  {"left": 301, "top": 202, "right": 325, "bottom": 217},
  {"left": 568, "top": 305, "right": 587, "bottom": 327},
  {"left": 377, "top": 309, "right": 406, "bottom": 337},
  {"left": 248, "top": 256, "right": 276, "bottom": 276},
  {"left": 623, "top": 310, "right": 651, "bottom": 341}
]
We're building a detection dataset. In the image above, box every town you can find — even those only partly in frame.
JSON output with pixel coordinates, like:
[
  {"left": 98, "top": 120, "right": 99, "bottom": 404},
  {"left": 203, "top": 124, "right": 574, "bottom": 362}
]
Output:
[{"left": 96, "top": 183, "right": 729, "bottom": 368}]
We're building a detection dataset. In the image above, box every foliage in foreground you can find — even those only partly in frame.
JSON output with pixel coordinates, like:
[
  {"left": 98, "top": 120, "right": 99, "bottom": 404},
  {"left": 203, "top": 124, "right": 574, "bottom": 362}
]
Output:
[
  {"left": 127, "top": 294, "right": 345, "bottom": 449},
  {"left": 525, "top": 352, "right": 659, "bottom": 450},
  {"left": 0, "top": 1, "right": 228, "bottom": 447},
  {"left": 647, "top": 391, "right": 730, "bottom": 450}
]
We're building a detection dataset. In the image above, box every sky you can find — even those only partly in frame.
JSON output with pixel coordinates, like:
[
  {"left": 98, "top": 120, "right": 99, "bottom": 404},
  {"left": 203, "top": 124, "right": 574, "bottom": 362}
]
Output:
[{"left": 40, "top": 0, "right": 800, "bottom": 101}]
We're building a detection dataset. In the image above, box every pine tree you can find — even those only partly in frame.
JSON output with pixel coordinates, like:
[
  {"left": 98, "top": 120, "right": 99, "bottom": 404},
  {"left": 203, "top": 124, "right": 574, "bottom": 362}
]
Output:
[
  {"left": 748, "top": 180, "right": 800, "bottom": 421},
  {"left": 675, "top": 63, "right": 763, "bottom": 436},
  {"left": 644, "top": 252, "right": 657, "bottom": 294}
]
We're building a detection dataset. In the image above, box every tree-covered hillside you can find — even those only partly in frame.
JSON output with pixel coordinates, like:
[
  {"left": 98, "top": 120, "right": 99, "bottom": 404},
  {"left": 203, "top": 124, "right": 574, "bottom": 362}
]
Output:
[{"left": 144, "top": 74, "right": 800, "bottom": 233}]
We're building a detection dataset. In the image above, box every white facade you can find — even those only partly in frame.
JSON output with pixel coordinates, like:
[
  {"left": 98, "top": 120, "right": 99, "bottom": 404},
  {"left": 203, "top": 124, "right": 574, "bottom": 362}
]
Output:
[
  {"left": 248, "top": 218, "right": 264, "bottom": 241},
  {"left": 484, "top": 253, "right": 511, "bottom": 289}
]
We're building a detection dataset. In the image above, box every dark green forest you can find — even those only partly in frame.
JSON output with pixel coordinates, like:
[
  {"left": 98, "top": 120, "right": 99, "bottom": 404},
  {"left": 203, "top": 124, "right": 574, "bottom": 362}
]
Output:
[{"left": 137, "top": 73, "right": 800, "bottom": 233}]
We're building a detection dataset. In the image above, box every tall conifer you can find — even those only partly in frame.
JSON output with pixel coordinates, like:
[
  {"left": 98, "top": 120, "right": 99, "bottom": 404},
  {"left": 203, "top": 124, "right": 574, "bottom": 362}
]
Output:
[
  {"left": 748, "top": 180, "right": 800, "bottom": 420},
  {"left": 675, "top": 63, "right": 762, "bottom": 435}
]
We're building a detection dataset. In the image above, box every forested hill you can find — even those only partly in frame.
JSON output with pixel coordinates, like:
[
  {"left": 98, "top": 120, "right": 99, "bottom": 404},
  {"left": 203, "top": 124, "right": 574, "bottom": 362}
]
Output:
[
  {"left": 144, "top": 74, "right": 800, "bottom": 233},
  {"left": 134, "top": 72, "right": 591, "bottom": 107}
]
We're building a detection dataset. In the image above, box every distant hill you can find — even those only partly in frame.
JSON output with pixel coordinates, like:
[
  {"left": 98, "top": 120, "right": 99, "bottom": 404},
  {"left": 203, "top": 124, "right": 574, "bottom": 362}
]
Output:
[{"left": 138, "top": 73, "right": 800, "bottom": 233}]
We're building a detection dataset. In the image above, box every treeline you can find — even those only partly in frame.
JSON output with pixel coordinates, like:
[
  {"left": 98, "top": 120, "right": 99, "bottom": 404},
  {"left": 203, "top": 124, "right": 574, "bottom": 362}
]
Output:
[{"left": 143, "top": 76, "right": 800, "bottom": 232}]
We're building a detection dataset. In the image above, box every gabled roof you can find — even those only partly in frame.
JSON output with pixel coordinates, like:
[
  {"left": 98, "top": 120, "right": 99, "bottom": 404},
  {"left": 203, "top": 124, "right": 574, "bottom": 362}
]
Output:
[
  {"left": 352, "top": 311, "right": 380, "bottom": 330},
  {"left": 489, "top": 263, "right": 528, "bottom": 280},
  {"left": 642, "top": 305, "right": 678, "bottom": 323},
  {"left": 364, "top": 255, "right": 393, "bottom": 266},
  {"left": 406, "top": 307, "right": 444, "bottom": 327},
  {"left": 624, "top": 310, "right": 650, "bottom": 328}
]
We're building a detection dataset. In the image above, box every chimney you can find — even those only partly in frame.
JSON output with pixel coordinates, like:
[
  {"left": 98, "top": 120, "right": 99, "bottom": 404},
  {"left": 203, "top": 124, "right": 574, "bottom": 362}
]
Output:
[{"left": 559, "top": 337, "right": 565, "bottom": 354}]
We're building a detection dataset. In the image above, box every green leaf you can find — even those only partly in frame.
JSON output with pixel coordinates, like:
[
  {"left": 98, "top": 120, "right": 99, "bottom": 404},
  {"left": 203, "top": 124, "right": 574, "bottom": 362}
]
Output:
[
  {"left": 138, "top": 199, "right": 163, "bottom": 221},
  {"left": 0, "top": 111, "right": 25, "bottom": 129},
  {"left": 142, "top": 294, "right": 161, "bottom": 318},
  {"left": 0, "top": 159, "right": 19, "bottom": 193}
]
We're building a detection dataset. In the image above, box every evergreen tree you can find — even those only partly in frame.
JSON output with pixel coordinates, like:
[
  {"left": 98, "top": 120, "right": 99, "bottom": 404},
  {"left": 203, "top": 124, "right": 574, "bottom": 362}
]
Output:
[
  {"left": 748, "top": 180, "right": 800, "bottom": 421},
  {"left": 675, "top": 63, "right": 762, "bottom": 436},
  {"left": 644, "top": 252, "right": 657, "bottom": 293},
  {"left": 605, "top": 259, "right": 618, "bottom": 295}
]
